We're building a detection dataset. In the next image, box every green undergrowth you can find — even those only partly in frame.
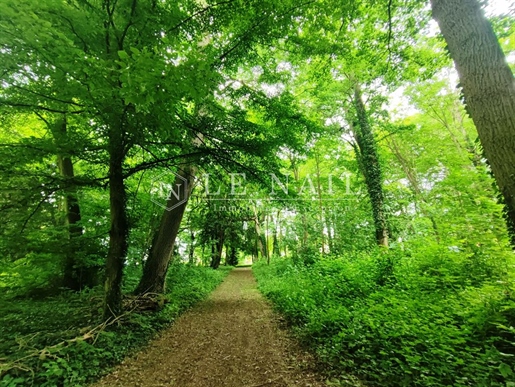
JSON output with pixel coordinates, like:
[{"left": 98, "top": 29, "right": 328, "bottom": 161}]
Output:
[
  {"left": 0, "top": 264, "right": 231, "bottom": 387},
  {"left": 254, "top": 247, "right": 515, "bottom": 387}
]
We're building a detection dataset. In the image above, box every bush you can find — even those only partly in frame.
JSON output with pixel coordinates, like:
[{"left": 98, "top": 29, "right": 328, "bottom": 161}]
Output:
[{"left": 254, "top": 249, "right": 515, "bottom": 387}]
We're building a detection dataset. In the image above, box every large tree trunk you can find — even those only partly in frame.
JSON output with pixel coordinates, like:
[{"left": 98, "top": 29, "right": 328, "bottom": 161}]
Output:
[
  {"left": 134, "top": 165, "right": 196, "bottom": 294},
  {"left": 104, "top": 123, "right": 128, "bottom": 320},
  {"left": 352, "top": 85, "right": 389, "bottom": 247},
  {"left": 431, "top": 0, "right": 515, "bottom": 231}
]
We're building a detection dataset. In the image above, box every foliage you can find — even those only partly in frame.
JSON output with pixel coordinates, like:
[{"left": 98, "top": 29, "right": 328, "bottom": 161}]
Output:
[
  {"left": 0, "top": 264, "right": 230, "bottom": 386},
  {"left": 254, "top": 249, "right": 515, "bottom": 387},
  {"left": 0, "top": 0, "right": 514, "bottom": 384}
]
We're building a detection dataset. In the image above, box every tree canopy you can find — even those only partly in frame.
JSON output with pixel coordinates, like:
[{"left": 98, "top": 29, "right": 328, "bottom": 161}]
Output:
[{"left": 1, "top": 0, "right": 515, "bottom": 385}]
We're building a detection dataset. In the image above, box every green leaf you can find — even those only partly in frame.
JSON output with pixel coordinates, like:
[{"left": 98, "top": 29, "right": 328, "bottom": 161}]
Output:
[{"left": 500, "top": 363, "right": 513, "bottom": 378}]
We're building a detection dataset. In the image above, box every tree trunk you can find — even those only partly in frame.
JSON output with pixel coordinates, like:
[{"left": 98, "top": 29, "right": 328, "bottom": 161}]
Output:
[
  {"left": 314, "top": 151, "right": 326, "bottom": 253},
  {"left": 265, "top": 213, "right": 270, "bottom": 264},
  {"left": 104, "top": 123, "right": 128, "bottom": 320},
  {"left": 431, "top": 0, "right": 515, "bottom": 232},
  {"left": 226, "top": 245, "right": 238, "bottom": 266},
  {"left": 252, "top": 206, "right": 266, "bottom": 259},
  {"left": 134, "top": 165, "right": 196, "bottom": 294},
  {"left": 273, "top": 230, "right": 280, "bottom": 257},
  {"left": 188, "top": 230, "right": 196, "bottom": 265},
  {"left": 49, "top": 117, "right": 92, "bottom": 290},
  {"left": 387, "top": 136, "right": 440, "bottom": 243},
  {"left": 327, "top": 210, "right": 335, "bottom": 253},
  {"left": 352, "top": 85, "right": 389, "bottom": 247},
  {"left": 291, "top": 161, "right": 309, "bottom": 249},
  {"left": 210, "top": 228, "right": 224, "bottom": 269}
]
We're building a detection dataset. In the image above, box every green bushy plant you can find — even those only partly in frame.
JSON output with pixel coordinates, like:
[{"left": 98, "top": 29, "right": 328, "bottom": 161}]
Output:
[
  {"left": 0, "top": 264, "right": 230, "bottom": 386},
  {"left": 254, "top": 248, "right": 515, "bottom": 387}
]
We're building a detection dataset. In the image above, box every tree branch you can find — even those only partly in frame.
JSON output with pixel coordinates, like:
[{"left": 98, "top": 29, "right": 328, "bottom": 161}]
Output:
[
  {"left": 123, "top": 151, "right": 205, "bottom": 178},
  {"left": 166, "top": 0, "right": 236, "bottom": 34},
  {"left": 0, "top": 101, "right": 84, "bottom": 115}
]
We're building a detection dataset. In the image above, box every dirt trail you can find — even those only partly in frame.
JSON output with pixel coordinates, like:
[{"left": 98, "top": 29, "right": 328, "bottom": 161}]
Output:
[{"left": 92, "top": 267, "right": 326, "bottom": 387}]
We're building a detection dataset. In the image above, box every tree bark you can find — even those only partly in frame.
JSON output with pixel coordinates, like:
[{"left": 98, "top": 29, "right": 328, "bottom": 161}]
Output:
[
  {"left": 50, "top": 117, "right": 92, "bottom": 290},
  {"left": 210, "top": 228, "right": 224, "bottom": 269},
  {"left": 273, "top": 212, "right": 281, "bottom": 257},
  {"left": 352, "top": 85, "right": 389, "bottom": 247},
  {"left": 431, "top": 0, "right": 515, "bottom": 231},
  {"left": 104, "top": 123, "right": 128, "bottom": 320},
  {"left": 134, "top": 165, "right": 196, "bottom": 294},
  {"left": 188, "top": 230, "right": 196, "bottom": 265},
  {"left": 253, "top": 206, "right": 267, "bottom": 259}
]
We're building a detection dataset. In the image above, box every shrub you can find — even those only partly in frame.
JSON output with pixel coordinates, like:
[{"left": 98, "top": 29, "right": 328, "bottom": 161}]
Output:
[
  {"left": 254, "top": 250, "right": 515, "bottom": 387},
  {"left": 0, "top": 264, "right": 231, "bottom": 386}
]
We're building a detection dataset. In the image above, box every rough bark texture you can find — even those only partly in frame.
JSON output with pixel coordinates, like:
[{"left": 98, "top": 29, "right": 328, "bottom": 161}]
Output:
[
  {"left": 431, "top": 0, "right": 515, "bottom": 231},
  {"left": 103, "top": 120, "right": 128, "bottom": 320},
  {"left": 353, "top": 85, "right": 389, "bottom": 247},
  {"left": 134, "top": 165, "right": 196, "bottom": 294}
]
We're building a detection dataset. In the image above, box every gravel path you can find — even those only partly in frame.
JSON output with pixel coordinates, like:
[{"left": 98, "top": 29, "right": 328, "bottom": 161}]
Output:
[{"left": 92, "top": 267, "right": 326, "bottom": 387}]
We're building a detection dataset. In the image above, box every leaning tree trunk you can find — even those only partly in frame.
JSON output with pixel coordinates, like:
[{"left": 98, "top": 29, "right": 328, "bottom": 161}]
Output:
[
  {"left": 134, "top": 165, "right": 196, "bottom": 294},
  {"left": 104, "top": 123, "right": 128, "bottom": 320},
  {"left": 431, "top": 0, "right": 515, "bottom": 232},
  {"left": 352, "top": 85, "right": 389, "bottom": 247}
]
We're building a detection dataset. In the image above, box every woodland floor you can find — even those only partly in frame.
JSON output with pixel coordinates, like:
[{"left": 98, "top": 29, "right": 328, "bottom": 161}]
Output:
[{"left": 91, "top": 267, "right": 327, "bottom": 387}]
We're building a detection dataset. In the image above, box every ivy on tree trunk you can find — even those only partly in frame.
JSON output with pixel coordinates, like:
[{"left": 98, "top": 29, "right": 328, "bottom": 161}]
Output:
[{"left": 352, "top": 85, "right": 389, "bottom": 247}]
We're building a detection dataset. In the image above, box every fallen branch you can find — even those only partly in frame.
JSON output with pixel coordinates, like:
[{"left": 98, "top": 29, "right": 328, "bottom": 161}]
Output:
[{"left": 0, "top": 293, "right": 156, "bottom": 378}]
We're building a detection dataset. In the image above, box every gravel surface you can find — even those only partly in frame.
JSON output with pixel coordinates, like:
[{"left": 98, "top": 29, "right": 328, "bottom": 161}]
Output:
[{"left": 92, "top": 267, "right": 327, "bottom": 387}]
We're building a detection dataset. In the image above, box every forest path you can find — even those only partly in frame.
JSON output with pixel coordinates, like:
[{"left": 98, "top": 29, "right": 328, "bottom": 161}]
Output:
[{"left": 92, "top": 267, "right": 326, "bottom": 387}]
